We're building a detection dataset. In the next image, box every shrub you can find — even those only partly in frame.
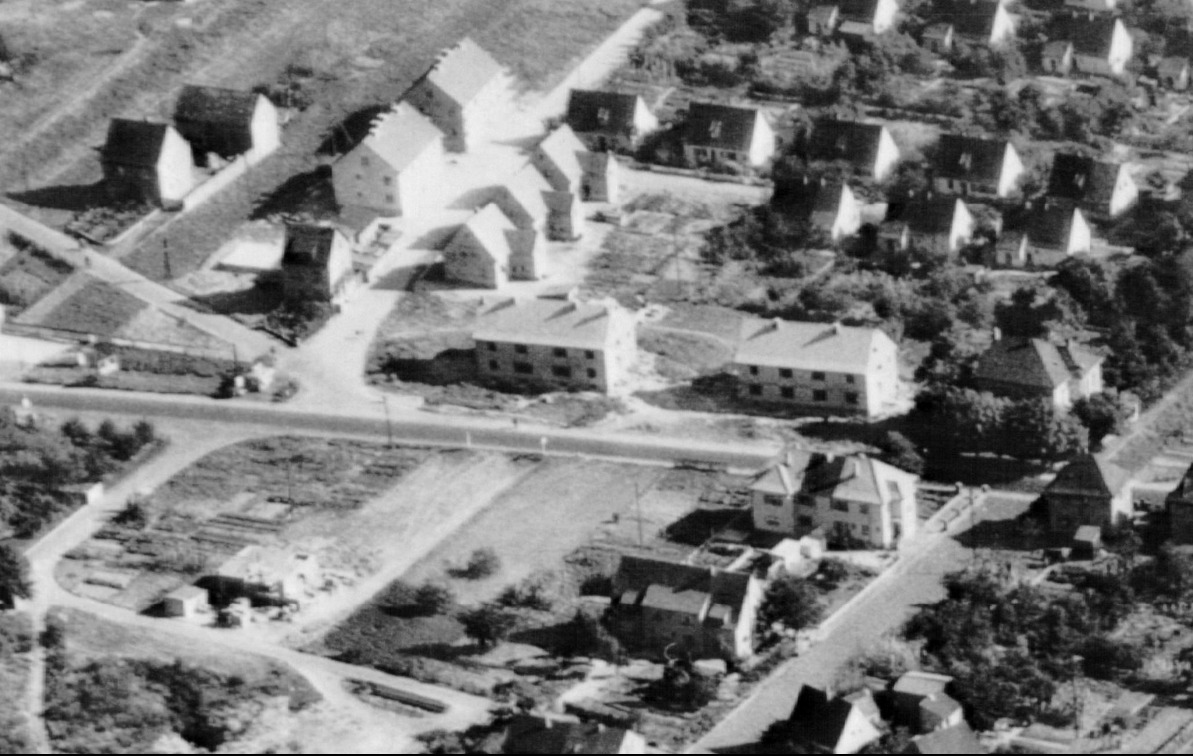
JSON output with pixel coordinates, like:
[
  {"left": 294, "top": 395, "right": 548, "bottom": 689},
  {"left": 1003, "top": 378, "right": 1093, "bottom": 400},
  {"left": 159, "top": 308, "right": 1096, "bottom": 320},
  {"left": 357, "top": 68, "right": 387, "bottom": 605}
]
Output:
[
  {"left": 816, "top": 559, "right": 851, "bottom": 590},
  {"left": 113, "top": 500, "right": 150, "bottom": 530},
  {"left": 759, "top": 576, "right": 823, "bottom": 632},
  {"left": 457, "top": 548, "right": 501, "bottom": 580},
  {"left": 413, "top": 582, "right": 456, "bottom": 616},
  {"left": 555, "top": 611, "right": 624, "bottom": 662},
  {"left": 458, "top": 604, "right": 516, "bottom": 649},
  {"left": 497, "top": 570, "right": 557, "bottom": 611},
  {"left": 0, "top": 545, "right": 32, "bottom": 609}
]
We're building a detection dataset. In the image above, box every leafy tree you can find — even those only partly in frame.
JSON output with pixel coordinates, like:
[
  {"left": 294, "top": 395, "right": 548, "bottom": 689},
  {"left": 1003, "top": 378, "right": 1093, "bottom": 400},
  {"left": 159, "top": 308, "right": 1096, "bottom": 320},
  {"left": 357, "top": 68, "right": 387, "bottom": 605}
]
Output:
[
  {"left": 497, "top": 569, "right": 557, "bottom": 611},
  {"left": 647, "top": 660, "right": 719, "bottom": 711},
  {"left": 459, "top": 604, "right": 515, "bottom": 648},
  {"left": 413, "top": 582, "right": 455, "bottom": 616},
  {"left": 556, "top": 610, "right": 624, "bottom": 662},
  {"left": 132, "top": 421, "right": 157, "bottom": 449},
  {"left": 759, "top": 576, "right": 823, "bottom": 631},
  {"left": 860, "top": 728, "right": 915, "bottom": 754},
  {"left": 458, "top": 548, "right": 501, "bottom": 580},
  {"left": 113, "top": 500, "right": 150, "bottom": 530},
  {"left": 0, "top": 545, "right": 31, "bottom": 609},
  {"left": 877, "top": 431, "right": 925, "bottom": 476},
  {"left": 1101, "top": 524, "right": 1141, "bottom": 574}
]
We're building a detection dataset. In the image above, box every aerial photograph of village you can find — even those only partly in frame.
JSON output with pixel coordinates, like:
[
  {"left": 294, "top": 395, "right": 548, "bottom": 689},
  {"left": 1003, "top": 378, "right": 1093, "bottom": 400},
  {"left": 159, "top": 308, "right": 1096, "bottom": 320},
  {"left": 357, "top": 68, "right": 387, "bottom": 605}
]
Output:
[{"left": 13, "top": 0, "right": 1193, "bottom": 752}]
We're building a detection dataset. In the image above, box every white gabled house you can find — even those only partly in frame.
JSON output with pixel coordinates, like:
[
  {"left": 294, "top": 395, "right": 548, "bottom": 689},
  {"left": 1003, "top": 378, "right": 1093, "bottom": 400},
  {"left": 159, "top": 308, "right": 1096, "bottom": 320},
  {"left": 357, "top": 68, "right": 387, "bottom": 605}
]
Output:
[
  {"left": 682, "top": 102, "right": 776, "bottom": 169},
  {"left": 805, "top": 119, "right": 901, "bottom": 182},
  {"left": 932, "top": 134, "right": 1024, "bottom": 199},
  {"left": 403, "top": 37, "right": 507, "bottom": 153},
  {"left": 443, "top": 204, "right": 545, "bottom": 288}
]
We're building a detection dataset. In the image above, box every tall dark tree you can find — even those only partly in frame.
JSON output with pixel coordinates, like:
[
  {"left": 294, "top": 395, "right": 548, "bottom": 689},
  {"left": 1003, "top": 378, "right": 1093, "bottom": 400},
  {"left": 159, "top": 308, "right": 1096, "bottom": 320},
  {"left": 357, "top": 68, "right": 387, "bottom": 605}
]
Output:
[{"left": 0, "top": 545, "right": 32, "bottom": 609}]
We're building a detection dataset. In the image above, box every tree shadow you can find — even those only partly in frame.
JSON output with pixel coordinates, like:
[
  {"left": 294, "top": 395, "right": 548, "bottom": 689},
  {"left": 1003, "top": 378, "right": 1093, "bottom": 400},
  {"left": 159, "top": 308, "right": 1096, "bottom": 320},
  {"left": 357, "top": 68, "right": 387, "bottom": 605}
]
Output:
[
  {"left": 448, "top": 185, "right": 500, "bottom": 212},
  {"left": 9, "top": 181, "right": 112, "bottom": 212},
  {"left": 411, "top": 225, "right": 462, "bottom": 251},
  {"left": 401, "top": 641, "right": 481, "bottom": 662},
  {"left": 375, "top": 345, "right": 477, "bottom": 385},
  {"left": 317, "top": 105, "right": 389, "bottom": 156},
  {"left": 665, "top": 508, "right": 749, "bottom": 547}
]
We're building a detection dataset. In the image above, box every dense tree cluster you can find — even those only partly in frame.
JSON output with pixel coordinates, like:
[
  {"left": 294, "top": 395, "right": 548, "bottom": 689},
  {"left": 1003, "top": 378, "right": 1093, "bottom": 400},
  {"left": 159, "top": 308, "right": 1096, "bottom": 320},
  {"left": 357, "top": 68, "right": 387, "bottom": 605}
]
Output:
[
  {"left": 912, "top": 387, "right": 1088, "bottom": 460},
  {"left": 0, "top": 415, "right": 156, "bottom": 539},
  {"left": 904, "top": 568, "right": 1140, "bottom": 729}
]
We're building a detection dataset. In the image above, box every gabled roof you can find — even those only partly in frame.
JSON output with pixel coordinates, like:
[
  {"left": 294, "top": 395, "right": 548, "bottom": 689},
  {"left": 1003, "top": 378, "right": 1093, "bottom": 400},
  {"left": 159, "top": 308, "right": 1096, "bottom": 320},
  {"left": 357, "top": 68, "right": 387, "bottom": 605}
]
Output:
[
  {"left": 1025, "top": 204, "right": 1080, "bottom": 250},
  {"left": 455, "top": 204, "right": 519, "bottom": 265},
  {"left": 684, "top": 102, "right": 764, "bottom": 153},
  {"left": 933, "top": 134, "right": 1010, "bottom": 184},
  {"left": 894, "top": 670, "right": 953, "bottom": 698},
  {"left": 923, "top": 22, "right": 954, "bottom": 40},
  {"left": 1167, "top": 462, "right": 1193, "bottom": 505},
  {"left": 501, "top": 715, "right": 631, "bottom": 755},
  {"left": 773, "top": 176, "right": 850, "bottom": 221},
  {"left": 974, "top": 337, "right": 1102, "bottom": 390},
  {"left": 838, "top": 0, "right": 883, "bottom": 22},
  {"left": 566, "top": 90, "right": 643, "bottom": 137},
  {"left": 789, "top": 686, "right": 874, "bottom": 752},
  {"left": 1046, "top": 453, "right": 1131, "bottom": 498},
  {"left": 920, "top": 692, "right": 963, "bottom": 721},
  {"left": 174, "top": 85, "right": 260, "bottom": 128},
  {"left": 282, "top": 224, "right": 343, "bottom": 268},
  {"left": 416, "top": 37, "right": 503, "bottom": 106},
  {"left": 473, "top": 296, "right": 626, "bottom": 350},
  {"left": 807, "top": 119, "right": 888, "bottom": 170},
  {"left": 1047, "top": 153, "right": 1122, "bottom": 209},
  {"left": 908, "top": 722, "right": 984, "bottom": 754},
  {"left": 535, "top": 125, "right": 586, "bottom": 186},
  {"left": 1159, "top": 56, "right": 1190, "bottom": 77},
  {"left": 886, "top": 196, "right": 962, "bottom": 236},
  {"left": 933, "top": 0, "right": 1003, "bottom": 38},
  {"left": 102, "top": 119, "right": 172, "bottom": 167},
  {"left": 1049, "top": 15, "right": 1120, "bottom": 58},
  {"left": 348, "top": 102, "right": 443, "bottom": 171},
  {"left": 612, "top": 554, "right": 749, "bottom": 620},
  {"left": 736, "top": 317, "right": 890, "bottom": 373},
  {"left": 500, "top": 164, "right": 552, "bottom": 225},
  {"left": 752, "top": 450, "right": 915, "bottom": 506}
]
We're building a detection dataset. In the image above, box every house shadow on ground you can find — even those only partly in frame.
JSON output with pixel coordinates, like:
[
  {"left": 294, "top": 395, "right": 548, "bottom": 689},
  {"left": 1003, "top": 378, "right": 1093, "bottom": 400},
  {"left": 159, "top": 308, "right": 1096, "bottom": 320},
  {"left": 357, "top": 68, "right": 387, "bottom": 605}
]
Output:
[
  {"left": 373, "top": 338, "right": 477, "bottom": 385},
  {"left": 9, "top": 181, "right": 112, "bottom": 212},
  {"left": 317, "top": 105, "right": 389, "bottom": 156},
  {"left": 251, "top": 168, "right": 337, "bottom": 221},
  {"left": 186, "top": 280, "right": 284, "bottom": 318}
]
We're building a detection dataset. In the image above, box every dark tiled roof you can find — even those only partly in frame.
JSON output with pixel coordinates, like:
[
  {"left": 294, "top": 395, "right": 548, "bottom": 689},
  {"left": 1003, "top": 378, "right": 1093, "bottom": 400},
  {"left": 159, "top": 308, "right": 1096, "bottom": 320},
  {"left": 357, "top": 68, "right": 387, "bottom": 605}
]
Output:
[
  {"left": 1025, "top": 204, "right": 1078, "bottom": 250},
  {"left": 974, "top": 337, "right": 1101, "bottom": 390},
  {"left": 773, "top": 175, "right": 845, "bottom": 219},
  {"left": 502, "top": 715, "right": 630, "bottom": 754},
  {"left": 933, "top": 134, "right": 1008, "bottom": 184},
  {"left": 933, "top": 0, "right": 1001, "bottom": 38},
  {"left": 566, "top": 90, "right": 641, "bottom": 137},
  {"left": 1046, "top": 153, "right": 1120, "bottom": 209},
  {"left": 909, "top": 723, "right": 985, "bottom": 754},
  {"left": 282, "top": 224, "right": 339, "bottom": 268},
  {"left": 174, "top": 85, "right": 258, "bottom": 128},
  {"left": 788, "top": 686, "right": 863, "bottom": 752},
  {"left": 838, "top": 0, "right": 881, "bottom": 22},
  {"left": 807, "top": 119, "right": 885, "bottom": 170},
  {"left": 887, "top": 196, "right": 960, "bottom": 235},
  {"left": 613, "top": 555, "right": 747, "bottom": 617},
  {"left": 1049, "top": 15, "right": 1118, "bottom": 58},
  {"left": 1046, "top": 453, "right": 1131, "bottom": 497},
  {"left": 684, "top": 102, "right": 763, "bottom": 153},
  {"left": 102, "top": 119, "right": 170, "bottom": 167}
]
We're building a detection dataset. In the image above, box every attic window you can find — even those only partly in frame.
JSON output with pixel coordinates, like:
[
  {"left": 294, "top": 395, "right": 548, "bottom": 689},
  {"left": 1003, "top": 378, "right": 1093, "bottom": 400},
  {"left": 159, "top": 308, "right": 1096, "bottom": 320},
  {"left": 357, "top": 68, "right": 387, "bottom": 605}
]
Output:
[
  {"left": 710, "top": 120, "right": 724, "bottom": 139},
  {"left": 597, "top": 107, "right": 611, "bottom": 125},
  {"left": 958, "top": 152, "right": 973, "bottom": 171},
  {"left": 836, "top": 136, "right": 848, "bottom": 154},
  {"left": 1074, "top": 173, "right": 1086, "bottom": 189}
]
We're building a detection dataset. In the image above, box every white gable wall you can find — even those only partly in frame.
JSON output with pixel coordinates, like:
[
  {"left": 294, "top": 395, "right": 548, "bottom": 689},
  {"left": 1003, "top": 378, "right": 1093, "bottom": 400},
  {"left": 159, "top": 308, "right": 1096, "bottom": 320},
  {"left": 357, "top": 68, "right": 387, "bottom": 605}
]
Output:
[
  {"left": 748, "top": 115, "right": 777, "bottom": 167},
  {"left": 949, "top": 199, "right": 975, "bottom": 253},
  {"left": 156, "top": 126, "right": 198, "bottom": 204},
  {"left": 873, "top": 0, "right": 900, "bottom": 33},
  {"left": 1109, "top": 165, "right": 1138, "bottom": 217},
  {"left": 998, "top": 143, "right": 1025, "bottom": 197},
  {"left": 249, "top": 96, "right": 281, "bottom": 159},
  {"left": 874, "top": 128, "right": 901, "bottom": 182}
]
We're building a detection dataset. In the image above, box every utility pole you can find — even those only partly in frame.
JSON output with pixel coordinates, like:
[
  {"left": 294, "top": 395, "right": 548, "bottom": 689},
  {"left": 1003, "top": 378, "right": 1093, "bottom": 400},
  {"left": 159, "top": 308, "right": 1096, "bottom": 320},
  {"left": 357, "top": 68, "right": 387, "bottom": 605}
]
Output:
[
  {"left": 635, "top": 482, "right": 643, "bottom": 547},
  {"left": 163, "top": 237, "right": 173, "bottom": 280},
  {"left": 381, "top": 394, "right": 393, "bottom": 448}
]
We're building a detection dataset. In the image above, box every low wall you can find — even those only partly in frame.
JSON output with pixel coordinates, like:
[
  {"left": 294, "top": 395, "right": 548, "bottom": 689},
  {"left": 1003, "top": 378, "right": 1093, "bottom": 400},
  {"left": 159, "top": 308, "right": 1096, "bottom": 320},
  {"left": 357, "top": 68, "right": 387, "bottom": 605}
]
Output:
[{"left": 2, "top": 320, "right": 233, "bottom": 361}]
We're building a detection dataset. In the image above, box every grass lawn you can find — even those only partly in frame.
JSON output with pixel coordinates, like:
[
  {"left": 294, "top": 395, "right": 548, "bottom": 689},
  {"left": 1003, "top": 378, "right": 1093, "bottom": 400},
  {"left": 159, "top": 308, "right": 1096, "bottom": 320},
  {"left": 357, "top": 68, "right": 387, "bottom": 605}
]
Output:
[
  {"left": 34, "top": 278, "right": 146, "bottom": 336},
  {"left": 0, "top": 243, "right": 76, "bottom": 314}
]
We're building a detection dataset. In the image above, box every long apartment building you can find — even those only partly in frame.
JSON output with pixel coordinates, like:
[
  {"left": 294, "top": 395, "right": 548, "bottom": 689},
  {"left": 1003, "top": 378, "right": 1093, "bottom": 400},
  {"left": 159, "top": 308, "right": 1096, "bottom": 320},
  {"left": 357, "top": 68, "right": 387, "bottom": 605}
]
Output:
[{"left": 472, "top": 295, "right": 637, "bottom": 395}]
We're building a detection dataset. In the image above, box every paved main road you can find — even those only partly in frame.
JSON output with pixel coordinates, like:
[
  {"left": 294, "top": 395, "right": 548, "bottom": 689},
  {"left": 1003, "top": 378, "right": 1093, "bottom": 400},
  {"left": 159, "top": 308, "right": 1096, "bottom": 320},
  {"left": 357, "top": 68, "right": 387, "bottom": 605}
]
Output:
[
  {"left": 0, "top": 382, "right": 779, "bottom": 472},
  {"left": 692, "top": 494, "right": 1034, "bottom": 753}
]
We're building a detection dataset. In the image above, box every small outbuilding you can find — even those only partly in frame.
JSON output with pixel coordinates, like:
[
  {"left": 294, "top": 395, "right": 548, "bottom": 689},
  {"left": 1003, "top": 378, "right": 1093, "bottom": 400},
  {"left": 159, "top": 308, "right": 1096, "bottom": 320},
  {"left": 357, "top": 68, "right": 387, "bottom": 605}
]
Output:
[
  {"left": 1072, "top": 524, "right": 1103, "bottom": 559},
  {"left": 162, "top": 585, "right": 208, "bottom": 618}
]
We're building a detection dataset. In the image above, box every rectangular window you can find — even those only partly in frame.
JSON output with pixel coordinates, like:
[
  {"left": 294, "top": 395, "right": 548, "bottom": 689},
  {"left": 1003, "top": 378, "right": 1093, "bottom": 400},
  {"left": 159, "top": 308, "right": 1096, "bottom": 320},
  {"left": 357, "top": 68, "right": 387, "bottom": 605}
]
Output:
[
  {"left": 749, "top": 365, "right": 759, "bottom": 376},
  {"left": 766, "top": 517, "right": 782, "bottom": 528},
  {"left": 748, "top": 384, "right": 763, "bottom": 397},
  {"left": 513, "top": 362, "right": 534, "bottom": 375},
  {"left": 488, "top": 360, "right": 499, "bottom": 371},
  {"left": 862, "top": 525, "right": 871, "bottom": 535},
  {"left": 586, "top": 368, "right": 597, "bottom": 379},
  {"left": 812, "top": 371, "right": 826, "bottom": 381},
  {"left": 487, "top": 342, "right": 497, "bottom": 351},
  {"left": 382, "top": 177, "right": 392, "bottom": 186},
  {"left": 798, "top": 495, "right": 815, "bottom": 508},
  {"left": 798, "top": 516, "right": 814, "bottom": 527},
  {"left": 764, "top": 494, "right": 785, "bottom": 507},
  {"left": 779, "top": 368, "right": 793, "bottom": 379},
  {"left": 514, "top": 344, "right": 528, "bottom": 354},
  {"left": 551, "top": 366, "right": 572, "bottom": 378},
  {"left": 831, "top": 500, "right": 849, "bottom": 513},
  {"left": 859, "top": 504, "right": 870, "bottom": 516},
  {"left": 846, "top": 375, "right": 856, "bottom": 384},
  {"left": 813, "top": 389, "right": 827, "bottom": 402},
  {"left": 845, "top": 392, "right": 859, "bottom": 405},
  {"left": 780, "top": 387, "right": 795, "bottom": 399},
  {"left": 552, "top": 347, "right": 567, "bottom": 358},
  {"left": 385, "top": 194, "right": 394, "bottom": 204},
  {"left": 585, "top": 350, "right": 596, "bottom": 360}
]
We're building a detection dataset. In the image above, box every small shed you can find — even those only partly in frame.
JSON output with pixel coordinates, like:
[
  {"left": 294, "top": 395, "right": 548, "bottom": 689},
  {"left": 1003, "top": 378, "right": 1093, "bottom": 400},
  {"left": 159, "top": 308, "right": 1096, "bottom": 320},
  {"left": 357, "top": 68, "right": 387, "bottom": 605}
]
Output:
[
  {"left": 1072, "top": 524, "right": 1103, "bottom": 559},
  {"left": 162, "top": 585, "right": 208, "bottom": 618}
]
